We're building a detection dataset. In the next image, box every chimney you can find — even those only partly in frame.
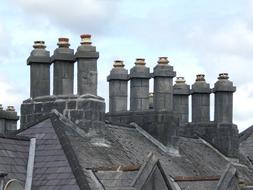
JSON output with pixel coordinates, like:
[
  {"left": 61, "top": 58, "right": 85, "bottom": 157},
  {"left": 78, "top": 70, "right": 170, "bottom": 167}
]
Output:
[
  {"left": 129, "top": 58, "right": 151, "bottom": 111},
  {"left": 107, "top": 60, "right": 128, "bottom": 113},
  {"left": 213, "top": 73, "right": 236, "bottom": 123},
  {"left": 0, "top": 105, "right": 19, "bottom": 135},
  {"left": 173, "top": 77, "right": 190, "bottom": 124},
  {"left": 51, "top": 38, "right": 75, "bottom": 95},
  {"left": 191, "top": 74, "right": 211, "bottom": 123},
  {"left": 75, "top": 34, "right": 99, "bottom": 95},
  {"left": 153, "top": 57, "right": 176, "bottom": 111},
  {"left": 27, "top": 41, "right": 51, "bottom": 98}
]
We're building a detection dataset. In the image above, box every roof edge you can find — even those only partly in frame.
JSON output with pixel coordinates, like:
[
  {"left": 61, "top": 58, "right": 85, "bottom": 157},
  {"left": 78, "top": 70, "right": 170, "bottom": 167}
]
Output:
[{"left": 49, "top": 112, "right": 91, "bottom": 190}]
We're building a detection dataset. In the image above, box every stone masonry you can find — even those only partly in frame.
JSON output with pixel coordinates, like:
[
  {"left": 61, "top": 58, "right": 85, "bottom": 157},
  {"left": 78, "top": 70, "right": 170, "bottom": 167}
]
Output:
[
  {"left": 19, "top": 34, "right": 239, "bottom": 158},
  {"left": 0, "top": 105, "right": 19, "bottom": 135},
  {"left": 52, "top": 38, "right": 75, "bottom": 95},
  {"left": 21, "top": 35, "right": 105, "bottom": 131}
]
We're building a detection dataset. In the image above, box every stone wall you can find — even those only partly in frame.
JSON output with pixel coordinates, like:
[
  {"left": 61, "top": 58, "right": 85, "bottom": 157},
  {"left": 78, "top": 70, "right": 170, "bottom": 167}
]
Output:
[{"left": 21, "top": 95, "right": 105, "bottom": 130}]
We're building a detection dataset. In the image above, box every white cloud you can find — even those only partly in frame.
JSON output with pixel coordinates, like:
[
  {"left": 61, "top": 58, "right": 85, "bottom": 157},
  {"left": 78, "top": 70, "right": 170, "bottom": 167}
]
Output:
[
  {"left": 13, "top": 0, "right": 118, "bottom": 34},
  {"left": 0, "top": 77, "right": 25, "bottom": 113},
  {"left": 1, "top": 0, "right": 253, "bottom": 131}
]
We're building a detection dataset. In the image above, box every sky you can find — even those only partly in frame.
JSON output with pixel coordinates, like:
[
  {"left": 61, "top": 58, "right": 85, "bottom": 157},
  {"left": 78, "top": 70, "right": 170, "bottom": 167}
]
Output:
[{"left": 0, "top": 0, "right": 253, "bottom": 131}]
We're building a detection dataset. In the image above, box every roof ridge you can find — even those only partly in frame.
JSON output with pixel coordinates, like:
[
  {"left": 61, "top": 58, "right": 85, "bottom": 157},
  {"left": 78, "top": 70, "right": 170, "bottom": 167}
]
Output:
[
  {"left": 131, "top": 152, "right": 173, "bottom": 189},
  {"left": 49, "top": 112, "right": 92, "bottom": 190},
  {"left": 239, "top": 125, "right": 253, "bottom": 143},
  {"left": 198, "top": 136, "right": 240, "bottom": 164},
  {"left": 105, "top": 120, "right": 136, "bottom": 129},
  {"left": 130, "top": 122, "right": 180, "bottom": 157}
]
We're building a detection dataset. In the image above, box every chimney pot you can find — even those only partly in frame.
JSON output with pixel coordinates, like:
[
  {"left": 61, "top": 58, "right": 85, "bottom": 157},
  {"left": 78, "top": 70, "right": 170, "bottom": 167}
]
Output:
[
  {"left": 0, "top": 104, "right": 3, "bottom": 110},
  {"left": 80, "top": 34, "right": 92, "bottom": 45},
  {"left": 6, "top": 106, "right": 15, "bottom": 112},
  {"left": 218, "top": 73, "right": 229, "bottom": 80},
  {"left": 158, "top": 57, "right": 169, "bottom": 64},
  {"left": 33, "top": 41, "right": 46, "bottom": 49},
  {"left": 196, "top": 74, "right": 205, "bottom": 82},
  {"left": 176, "top": 77, "right": 186, "bottom": 84},
  {"left": 113, "top": 60, "right": 125, "bottom": 68},
  {"left": 57, "top": 37, "right": 70, "bottom": 48},
  {"left": 135, "top": 58, "right": 146, "bottom": 66}
]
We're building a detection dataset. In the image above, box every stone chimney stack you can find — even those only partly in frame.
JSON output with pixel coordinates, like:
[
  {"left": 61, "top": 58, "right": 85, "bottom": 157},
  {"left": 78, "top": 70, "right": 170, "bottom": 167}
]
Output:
[
  {"left": 51, "top": 38, "right": 75, "bottom": 95},
  {"left": 0, "top": 105, "right": 19, "bottom": 135},
  {"left": 107, "top": 60, "right": 128, "bottom": 113},
  {"left": 75, "top": 34, "right": 99, "bottom": 95},
  {"left": 129, "top": 58, "right": 151, "bottom": 111},
  {"left": 213, "top": 73, "right": 236, "bottom": 123},
  {"left": 153, "top": 57, "right": 176, "bottom": 111},
  {"left": 191, "top": 74, "right": 211, "bottom": 123},
  {"left": 27, "top": 41, "right": 51, "bottom": 98},
  {"left": 173, "top": 77, "right": 190, "bottom": 124}
]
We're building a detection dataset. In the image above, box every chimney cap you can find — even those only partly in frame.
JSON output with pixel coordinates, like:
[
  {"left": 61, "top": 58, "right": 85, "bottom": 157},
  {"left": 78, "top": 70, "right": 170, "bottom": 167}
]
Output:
[
  {"left": 6, "top": 106, "right": 15, "bottom": 112},
  {"left": 135, "top": 58, "right": 146, "bottom": 66},
  {"left": 176, "top": 77, "right": 186, "bottom": 84},
  {"left": 196, "top": 74, "right": 205, "bottom": 82},
  {"left": 113, "top": 60, "right": 125, "bottom": 68},
  {"left": 158, "top": 57, "right": 169, "bottom": 64},
  {"left": 218, "top": 73, "right": 229, "bottom": 80},
  {"left": 0, "top": 104, "right": 3, "bottom": 110},
  {"left": 80, "top": 34, "right": 92, "bottom": 45},
  {"left": 33, "top": 41, "right": 46, "bottom": 49},
  {"left": 57, "top": 37, "right": 70, "bottom": 48}
]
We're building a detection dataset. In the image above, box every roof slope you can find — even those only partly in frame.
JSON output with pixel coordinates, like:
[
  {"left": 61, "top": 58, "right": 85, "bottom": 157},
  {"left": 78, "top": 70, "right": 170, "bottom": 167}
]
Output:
[
  {"left": 18, "top": 117, "right": 80, "bottom": 190},
  {"left": 52, "top": 112, "right": 253, "bottom": 189},
  {"left": 7, "top": 112, "right": 253, "bottom": 190},
  {"left": 240, "top": 125, "right": 253, "bottom": 167},
  {"left": 0, "top": 135, "right": 29, "bottom": 185}
]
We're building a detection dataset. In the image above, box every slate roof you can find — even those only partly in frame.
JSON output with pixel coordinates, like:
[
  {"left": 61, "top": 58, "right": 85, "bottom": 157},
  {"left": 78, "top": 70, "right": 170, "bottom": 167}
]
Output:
[
  {"left": 1, "top": 112, "right": 253, "bottom": 189},
  {"left": 240, "top": 125, "right": 253, "bottom": 168},
  {"left": 0, "top": 134, "right": 29, "bottom": 186},
  {"left": 41, "top": 112, "right": 253, "bottom": 188},
  {"left": 94, "top": 170, "right": 138, "bottom": 189},
  {"left": 18, "top": 117, "right": 80, "bottom": 190}
]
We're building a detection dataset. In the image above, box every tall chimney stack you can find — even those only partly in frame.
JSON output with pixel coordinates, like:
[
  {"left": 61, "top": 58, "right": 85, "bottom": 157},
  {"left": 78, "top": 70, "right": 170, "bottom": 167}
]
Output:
[
  {"left": 107, "top": 60, "right": 128, "bottom": 113},
  {"left": 27, "top": 41, "right": 51, "bottom": 98},
  {"left": 213, "top": 73, "right": 236, "bottom": 123},
  {"left": 191, "top": 74, "right": 211, "bottom": 123},
  {"left": 153, "top": 57, "right": 176, "bottom": 111},
  {"left": 129, "top": 58, "right": 151, "bottom": 111},
  {"left": 173, "top": 77, "right": 190, "bottom": 124},
  {"left": 51, "top": 38, "right": 75, "bottom": 95},
  {"left": 75, "top": 34, "right": 99, "bottom": 95}
]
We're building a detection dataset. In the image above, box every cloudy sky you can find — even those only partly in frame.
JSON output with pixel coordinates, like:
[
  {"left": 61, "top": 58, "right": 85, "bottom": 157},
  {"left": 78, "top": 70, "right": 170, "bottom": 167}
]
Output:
[{"left": 0, "top": 0, "right": 253, "bottom": 131}]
